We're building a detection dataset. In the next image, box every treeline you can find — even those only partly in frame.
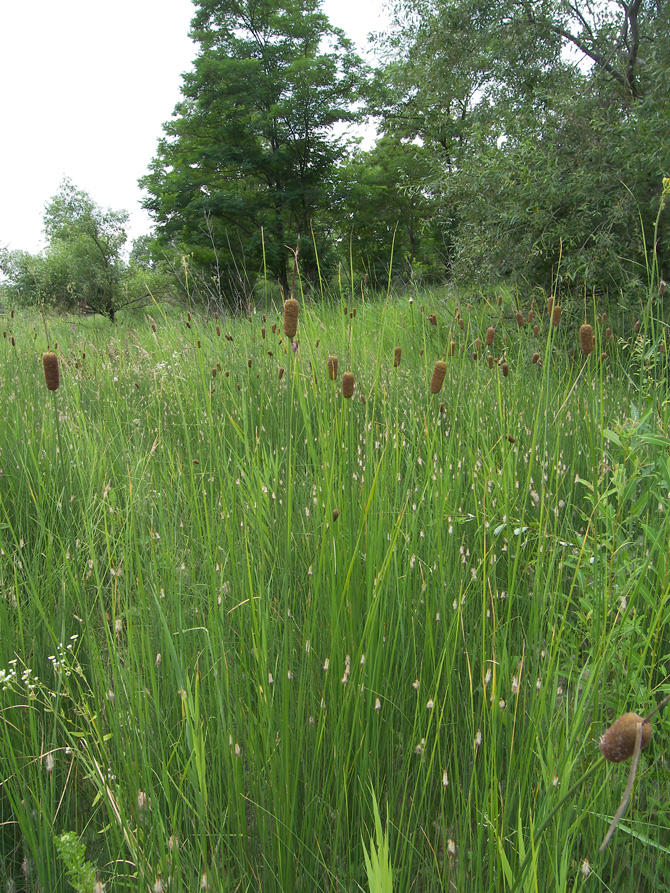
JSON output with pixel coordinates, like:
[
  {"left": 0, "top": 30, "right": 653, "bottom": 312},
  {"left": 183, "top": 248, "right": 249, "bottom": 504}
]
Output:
[{"left": 3, "top": 0, "right": 669, "bottom": 318}]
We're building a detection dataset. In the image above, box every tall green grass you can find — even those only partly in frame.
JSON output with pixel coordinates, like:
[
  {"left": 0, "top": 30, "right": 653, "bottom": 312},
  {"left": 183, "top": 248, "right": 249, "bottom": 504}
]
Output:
[{"left": 0, "top": 290, "right": 668, "bottom": 891}]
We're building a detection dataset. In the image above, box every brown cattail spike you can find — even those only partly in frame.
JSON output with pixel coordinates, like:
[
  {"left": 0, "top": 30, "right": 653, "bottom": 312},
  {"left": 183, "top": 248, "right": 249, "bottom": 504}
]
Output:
[
  {"left": 42, "top": 352, "right": 60, "bottom": 391},
  {"left": 428, "top": 314, "right": 437, "bottom": 326},
  {"left": 430, "top": 361, "right": 447, "bottom": 394},
  {"left": 328, "top": 355, "right": 338, "bottom": 380},
  {"left": 580, "top": 324, "right": 594, "bottom": 356},
  {"left": 501, "top": 362, "right": 509, "bottom": 377},
  {"left": 600, "top": 713, "right": 652, "bottom": 763},
  {"left": 342, "top": 372, "right": 355, "bottom": 398},
  {"left": 394, "top": 346, "right": 402, "bottom": 367},
  {"left": 516, "top": 310, "right": 525, "bottom": 327},
  {"left": 532, "top": 352, "right": 540, "bottom": 364},
  {"left": 488, "top": 355, "right": 494, "bottom": 369},
  {"left": 283, "top": 298, "right": 299, "bottom": 339},
  {"left": 552, "top": 305, "right": 562, "bottom": 326}
]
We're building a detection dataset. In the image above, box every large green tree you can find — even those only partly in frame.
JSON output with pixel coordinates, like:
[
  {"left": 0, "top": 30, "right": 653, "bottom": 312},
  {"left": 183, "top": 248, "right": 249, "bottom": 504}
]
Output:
[
  {"left": 372, "top": 0, "right": 670, "bottom": 299},
  {"left": 141, "top": 0, "right": 364, "bottom": 304},
  {"left": 0, "top": 179, "right": 129, "bottom": 321}
]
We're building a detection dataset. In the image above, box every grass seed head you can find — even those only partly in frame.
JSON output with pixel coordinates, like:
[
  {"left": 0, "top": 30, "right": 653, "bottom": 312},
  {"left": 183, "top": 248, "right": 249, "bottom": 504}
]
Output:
[
  {"left": 283, "top": 298, "right": 299, "bottom": 338},
  {"left": 430, "top": 361, "right": 447, "bottom": 393},
  {"left": 580, "top": 323, "right": 594, "bottom": 355},
  {"left": 600, "top": 713, "right": 651, "bottom": 762},
  {"left": 42, "top": 352, "right": 60, "bottom": 391},
  {"left": 342, "top": 371, "right": 355, "bottom": 398}
]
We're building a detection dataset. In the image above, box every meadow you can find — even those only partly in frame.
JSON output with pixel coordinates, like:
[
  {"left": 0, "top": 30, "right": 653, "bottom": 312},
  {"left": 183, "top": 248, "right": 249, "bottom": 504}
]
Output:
[{"left": 0, "top": 285, "right": 669, "bottom": 892}]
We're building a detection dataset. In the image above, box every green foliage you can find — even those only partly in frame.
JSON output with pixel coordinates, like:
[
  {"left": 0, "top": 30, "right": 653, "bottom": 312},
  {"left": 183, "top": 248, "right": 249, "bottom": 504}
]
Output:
[
  {"left": 372, "top": 0, "right": 670, "bottom": 299},
  {"left": 54, "top": 833, "right": 99, "bottom": 893},
  {"left": 0, "top": 178, "right": 131, "bottom": 320},
  {"left": 141, "top": 0, "right": 366, "bottom": 306},
  {"left": 362, "top": 788, "right": 393, "bottom": 893}
]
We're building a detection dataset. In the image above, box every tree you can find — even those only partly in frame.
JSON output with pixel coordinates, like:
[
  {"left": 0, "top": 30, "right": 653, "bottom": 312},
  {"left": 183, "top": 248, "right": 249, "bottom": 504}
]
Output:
[
  {"left": 0, "top": 179, "right": 130, "bottom": 321},
  {"left": 373, "top": 0, "right": 670, "bottom": 299},
  {"left": 141, "top": 0, "right": 365, "bottom": 305}
]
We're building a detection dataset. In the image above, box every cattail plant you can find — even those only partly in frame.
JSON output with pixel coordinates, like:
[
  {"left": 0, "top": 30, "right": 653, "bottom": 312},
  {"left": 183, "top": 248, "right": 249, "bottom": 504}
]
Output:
[
  {"left": 532, "top": 352, "right": 540, "bottom": 364},
  {"left": 552, "top": 305, "right": 562, "bottom": 326},
  {"left": 474, "top": 337, "right": 482, "bottom": 351},
  {"left": 430, "top": 361, "right": 447, "bottom": 394},
  {"left": 533, "top": 324, "right": 539, "bottom": 338},
  {"left": 283, "top": 298, "right": 299, "bottom": 339},
  {"left": 394, "top": 346, "right": 402, "bottom": 367},
  {"left": 501, "top": 361, "right": 509, "bottom": 377},
  {"left": 448, "top": 341, "right": 456, "bottom": 357},
  {"left": 516, "top": 310, "right": 525, "bottom": 327},
  {"left": 600, "top": 713, "right": 652, "bottom": 763},
  {"left": 428, "top": 314, "right": 437, "bottom": 326},
  {"left": 342, "top": 372, "right": 355, "bottom": 398},
  {"left": 579, "top": 323, "right": 594, "bottom": 356},
  {"left": 42, "top": 352, "right": 60, "bottom": 391},
  {"left": 488, "top": 355, "right": 494, "bottom": 369},
  {"left": 328, "top": 356, "right": 338, "bottom": 380}
]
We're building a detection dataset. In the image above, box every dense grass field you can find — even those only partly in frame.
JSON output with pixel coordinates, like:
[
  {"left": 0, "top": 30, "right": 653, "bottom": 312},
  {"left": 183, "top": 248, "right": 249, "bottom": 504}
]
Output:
[{"left": 0, "top": 287, "right": 669, "bottom": 891}]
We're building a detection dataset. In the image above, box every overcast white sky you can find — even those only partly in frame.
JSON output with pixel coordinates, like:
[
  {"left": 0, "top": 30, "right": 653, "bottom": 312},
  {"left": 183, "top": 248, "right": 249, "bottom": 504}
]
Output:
[{"left": 0, "top": 0, "right": 389, "bottom": 257}]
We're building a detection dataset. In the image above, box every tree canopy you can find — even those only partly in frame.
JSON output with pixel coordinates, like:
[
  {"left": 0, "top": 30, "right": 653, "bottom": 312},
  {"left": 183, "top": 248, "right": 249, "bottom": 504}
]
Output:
[{"left": 141, "top": 0, "right": 365, "bottom": 305}]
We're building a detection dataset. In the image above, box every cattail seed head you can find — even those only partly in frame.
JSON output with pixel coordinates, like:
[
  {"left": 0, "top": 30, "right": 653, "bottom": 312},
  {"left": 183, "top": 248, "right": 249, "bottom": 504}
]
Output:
[
  {"left": 283, "top": 298, "right": 299, "bottom": 338},
  {"left": 552, "top": 305, "right": 562, "bottom": 326},
  {"left": 547, "top": 297, "right": 554, "bottom": 316},
  {"left": 261, "top": 327, "right": 266, "bottom": 339},
  {"left": 42, "top": 352, "right": 60, "bottom": 391},
  {"left": 328, "top": 355, "right": 338, "bottom": 380},
  {"left": 501, "top": 362, "right": 509, "bottom": 377},
  {"left": 394, "top": 346, "right": 402, "bottom": 367},
  {"left": 448, "top": 341, "right": 455, "bottom": 356},
  {"left": 580, "top": 323, "right": 594, "bottom": 355},
  {"left": 532, "top": 352, "right": 540, "bottom": 364},
  {"left": 605, "top": 327, "right": 612, "bottom": 341},
  {"left": 533, "top": 324, "right": 539, "bottom": 338},
  {"left": 474, "top": 337, "right": 482, "bottom": 351},
  {"left": 342, "top": 372, "right": 355, "bottom": 398},
  {"left": 600, "top": 713, "right": 651, "bottom": 763},
  {"left": 600, "top": 352, "right": 607, "bottom": 362},
  {"left": 485, "top": 327, "right": 495, "bottom": 346},
  {"left": 278, "top": 367, "right": 284, "bottom": 380},
  {"left": 430, "top": 361, "right": 447, "bottom": 393},
  {"left": 527, "top": 309, "right": 534, "bottom": 322},
  {"left": 516, "top": 310, "right": 525, "bottom": 327},
  {"left": 488, "top": 355, "right": 494, "bottom": 369},
  {"left": 332, "top": 509, "right": 340, "bottom": 522},
  {"left": 458, "top": 317, "right": 464, "bottom": 330},
  {"left": 428, "top": 313, "right": 437, "bottom": 326},
  {"left": 151, "top": 323, "right": 157, "bottom": 333}
]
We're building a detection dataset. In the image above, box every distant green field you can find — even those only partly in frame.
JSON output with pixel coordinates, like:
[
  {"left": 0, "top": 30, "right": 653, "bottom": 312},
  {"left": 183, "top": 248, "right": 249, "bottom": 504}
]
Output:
[{"left": 1, "top": 291, "right": 669, "bottom": 891}]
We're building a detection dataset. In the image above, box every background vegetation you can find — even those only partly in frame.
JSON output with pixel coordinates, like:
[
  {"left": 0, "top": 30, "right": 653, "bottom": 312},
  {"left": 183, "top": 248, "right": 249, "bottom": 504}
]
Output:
[{"left": 2, "top": 0, "right": 669, "bottom": 316}]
